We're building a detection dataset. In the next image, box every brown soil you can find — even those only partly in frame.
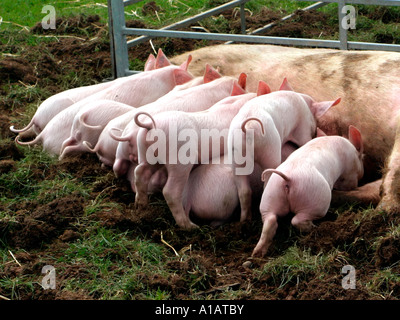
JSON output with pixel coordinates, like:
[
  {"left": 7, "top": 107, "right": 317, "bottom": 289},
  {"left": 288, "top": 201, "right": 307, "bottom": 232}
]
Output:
[
  {"left": 1, "top": 7, "right": 399, "bottom": 301},
  {"left": 228, "top": 8, "right": 335, "bottom": 39},
  {"left": 141, "top": 1, "right": 162, "bottom": 16},
  {"left": 359, "top": 6, "right": 400, "bottom": 24}
]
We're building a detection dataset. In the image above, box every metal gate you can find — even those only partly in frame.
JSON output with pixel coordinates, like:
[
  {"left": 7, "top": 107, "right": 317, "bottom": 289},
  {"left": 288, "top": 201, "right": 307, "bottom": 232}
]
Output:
[{"left": 107, "top": 0, "right": 400, "bottom": 78}]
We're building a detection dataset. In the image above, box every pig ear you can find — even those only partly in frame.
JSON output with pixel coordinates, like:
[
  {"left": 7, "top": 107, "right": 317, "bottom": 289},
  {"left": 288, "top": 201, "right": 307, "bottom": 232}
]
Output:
[
  {"left": 279, "top": 77, "right": 294, "bottom": 91},
  {"left": 231, "top": 81, "right": 247, "bottom": 96},
  {"left": 155, "top": 48, "right": 172, "bottom": 68},
  {"left": 203, "top": 64, "right": 222, "bottom": 83},
  {"left": 257, "top": 80, "right": 271, "bottom": 96},
  {"left": 173, "top": 68, "right": 194, "bottom": 86},
  {"left": 316, "top": 127, "right": 327, "bottom": 137},
  {"left": 238, "top": 73, "right": 247, "bottom": 90},
  {"left": 179, "top": 54, "right": 192, "bottom": 71},
  {"left": 348, "top": 125, "right": 363, "bottom": 153},
  {"left": 311, "top": 97, "right": 341, "bottom": 118},
  {"left": 144, "top": 54, "right": 156, "bottom": 71}
]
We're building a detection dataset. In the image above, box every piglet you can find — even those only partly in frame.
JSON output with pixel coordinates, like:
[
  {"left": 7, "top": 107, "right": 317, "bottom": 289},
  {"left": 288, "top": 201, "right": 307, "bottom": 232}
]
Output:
[
  {"left": 133, "top": 79, "right": 271, "bottom": 229},
  {"left": 59, "top": 100, "right": 134, "bottom": 160},
  {"left": 228, "top": 80, "right": 340, "bottom": 222},
  {"left": 15, "top": 53, "right": 193, "bottom": 156},
  {"left": 252, "top": 125, "right": 364, "bottom": 257},
  {"left": 9, "top": 52, "right": 159, "bottom": 139},
  {"left": 111, "top": 65, "right": 245, "bottom": 178},
  {"left": 183, "top": 140, "right": 299, "bottom": 227},
  {"left": 87, "top": 63, "right": 220, "bottom": 168},
  {"left": 15, "top": 101, "right": 96, "bottom": 155},
  {"left": 182, "top": 157, "right": 263, "bottom": 227},
  {"left": 84, "top": 109, "right": 139, "bottom": 167}
]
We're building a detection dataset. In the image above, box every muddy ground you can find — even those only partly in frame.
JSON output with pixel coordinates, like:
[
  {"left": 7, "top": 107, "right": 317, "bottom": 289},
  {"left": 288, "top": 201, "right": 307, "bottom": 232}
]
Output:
[{"left": 1, "top": 5, "right": 400, "bottom": 300}]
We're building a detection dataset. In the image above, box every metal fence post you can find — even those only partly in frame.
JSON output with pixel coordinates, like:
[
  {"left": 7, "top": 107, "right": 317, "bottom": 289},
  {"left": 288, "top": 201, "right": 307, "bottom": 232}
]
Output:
[
  {"left": 338, "top": 0, "right": 348, "bottom": 50},
  {"left": 108, "top": 0, "right": 130, "bottom": 78}
]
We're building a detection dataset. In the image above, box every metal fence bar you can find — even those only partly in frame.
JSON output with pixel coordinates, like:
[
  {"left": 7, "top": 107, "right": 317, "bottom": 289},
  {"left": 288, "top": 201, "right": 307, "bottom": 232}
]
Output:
[
  {"left": 251, "top": 1, "right": 329, "bottom": 35},
  {"left": 123, "top": 27, "right": 400, "bottom": 51},
  {"left": 226, "top": 1, "right": 329, "bottom": 45},
  {"left": 126, "top": 0, "right": 251, "bottom": 48},
  {"left": 123, "top": 27, "right": 342, "bottom": 47},
  {"left": 348, "top": 41, "right": 400, "bottom": 50}
]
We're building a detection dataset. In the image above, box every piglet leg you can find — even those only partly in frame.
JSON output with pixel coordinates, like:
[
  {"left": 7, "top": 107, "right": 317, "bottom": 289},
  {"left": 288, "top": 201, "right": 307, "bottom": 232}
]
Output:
[
  {"left": 290, "top": 196, "right": 331, "bottom": 232},
  {"left": 127, "top": 163, "right": 137, "bottom": 193},
  {"left": 162, "top": 164, "right": 198, "bottom": 229},
  {"left": 231, "top": 136, "right": 261, "bottom": 223},
  {"left": 134, "top": 162, "right": 159, "bottom": 207},
  {"left": 234, "top": 174, "right": 253, "bottom": 222},
  {"left": 236, "top": 127, "right": 281, "bottom": 222},
  {"left": 252, "top": 213, "right": 278, "bottom": 257},
  {"left": 291, "top": 215, "right": 316, "bottom": 232}
]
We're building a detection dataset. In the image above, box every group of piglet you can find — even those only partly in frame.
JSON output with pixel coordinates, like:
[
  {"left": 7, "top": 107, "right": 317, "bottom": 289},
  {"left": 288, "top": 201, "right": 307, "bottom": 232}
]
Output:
[{"left": 10, "top": 49, "right": 364, "bottom": 257}]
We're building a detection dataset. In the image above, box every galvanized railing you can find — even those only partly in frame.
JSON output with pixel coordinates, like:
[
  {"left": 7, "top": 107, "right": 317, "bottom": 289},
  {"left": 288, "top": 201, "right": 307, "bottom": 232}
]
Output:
[{"left": 107, "top": 0, "right": 400, "bottom": 78}]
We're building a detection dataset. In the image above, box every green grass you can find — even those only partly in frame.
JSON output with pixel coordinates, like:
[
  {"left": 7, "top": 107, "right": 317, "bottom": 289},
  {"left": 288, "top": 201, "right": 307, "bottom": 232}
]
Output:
[
  {"left": 57, "top": 228, "right": 171, "bottom": 299},
  {"left": 0, "top": 147, "right": 54, "bottom": 200},
  {"left": 257, "top": 246, "right": 332, "bottom": 289},
  {"left": 1, "top": 0, "right": 109, "bottom": 29},
  {"left": 0, "top": 223, "right": 175, "bottom": 300},
  {"left": 367, "top": 269, "right": 400, "bottom": 299}
]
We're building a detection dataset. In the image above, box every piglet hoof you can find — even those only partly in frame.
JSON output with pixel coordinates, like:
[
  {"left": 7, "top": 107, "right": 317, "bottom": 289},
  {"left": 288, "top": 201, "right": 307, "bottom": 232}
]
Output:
[
  {"left": 134, "top": 198, "right": 148, "bottom": 210},
  {"left": 135, "top": 191, "right": 149, "bottom": 205},
  {"left": 251, "top": 247, "right": 266, "bottom": 258},
  {"left": 292, "top": 220, "right": 316, "bottom": 233},
  {"left": 176, "top": 220, "right": 199, "bottom": 230},
  {"left": 239, "top": 212, "right": 252, "bottom": 223},
  {"left": 186, "top": 221, "right": 199, "bottom": 230},
  {"left": 300, "top": 224, "right": 316, "bottom": 233},
  {"left": 251, "top": 242, "right": 269, "bottom": 258},
  {"left": 133, "top": 202, "right": 142, "bottom": 210}
]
